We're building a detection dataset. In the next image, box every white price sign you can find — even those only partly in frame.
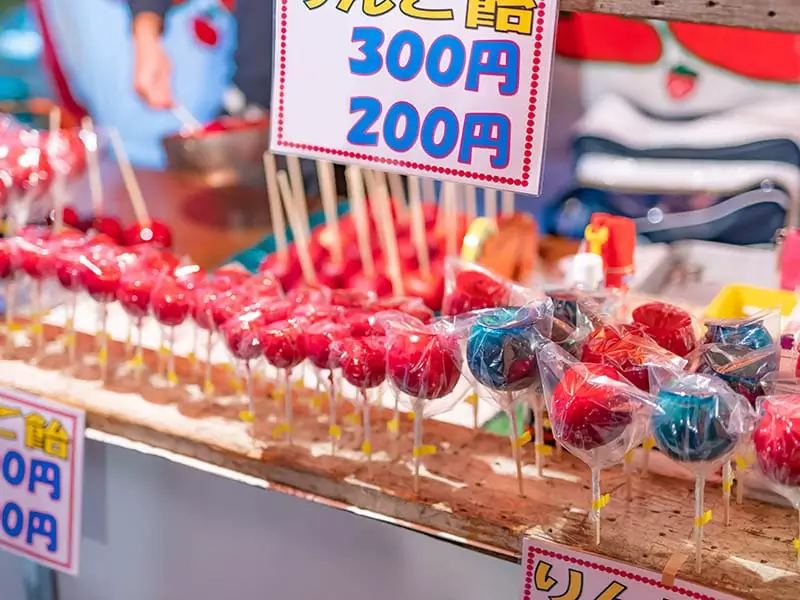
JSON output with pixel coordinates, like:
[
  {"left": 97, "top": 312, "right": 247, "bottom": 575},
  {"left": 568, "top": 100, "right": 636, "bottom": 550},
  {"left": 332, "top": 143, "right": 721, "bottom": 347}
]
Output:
[
  {"left": 521, "top": 539, "right": 742, "bottom": 600},
  {"left": 270, "top": 0, "right": 559, "bottom": 194}
]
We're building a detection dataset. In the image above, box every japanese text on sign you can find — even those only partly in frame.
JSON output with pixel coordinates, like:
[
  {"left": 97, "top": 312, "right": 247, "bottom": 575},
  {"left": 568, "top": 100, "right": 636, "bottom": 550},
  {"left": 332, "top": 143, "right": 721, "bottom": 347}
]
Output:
[
  {"left": 271, "top": 0, "right": 558, "bottom": 194},
  {"left": 521, "top": 540, "right": 742, "bottom": 600},
  {"left": 0, "top": 389, "right": 84, "bottom": 575}
]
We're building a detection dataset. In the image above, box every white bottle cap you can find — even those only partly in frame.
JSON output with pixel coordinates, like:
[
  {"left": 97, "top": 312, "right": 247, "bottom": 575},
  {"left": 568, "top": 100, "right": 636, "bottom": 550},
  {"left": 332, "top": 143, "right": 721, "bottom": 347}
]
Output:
[{"left": 571, "top": 252, "right": 605, "bottom": 291}]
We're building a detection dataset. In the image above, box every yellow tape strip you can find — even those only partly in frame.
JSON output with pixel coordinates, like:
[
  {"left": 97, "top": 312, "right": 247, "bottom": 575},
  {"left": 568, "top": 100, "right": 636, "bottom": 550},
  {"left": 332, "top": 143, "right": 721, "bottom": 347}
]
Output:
[
  {"left": 272, "top": 423, "right": 291, "bottom": 439},
  {"left": 64, "top": 332, "right": 76, "bottom": 346},
  {"left": 98, "top": 348, "right": 108, "bottom": 365},
  {"left": 793, "top": 539, "right": 800, "bottom": 556},
  {"left": 344, "top": 413, "right": 361, "bottom": 426},
  {"left": 187, "top": 352, "right": 198, "bottom": 365},
  {"left": 273, "top": 388, "right": 285, "bottom": 399},
  {"left": 465, "top": 394, "right": 478, "bottom": 407},
  {"left": 293, "top": 380, "right": 305, "bottom": 391},
  {"left": 230, "top": 378, "right": 243, "bottom": 394},
  {"left": 328, "top": 424, "right": 342, "bottom": 440},
  {"left": 592, "top": 494, "right": 610, "bottom": 511},
  {"left": 361, "top": 440, "right": 372, "bottom": 456},
  {"left": 203, "top": 381, "right": 215, "bottom": 396},
  {"left": 413, "top": 444, "right": 437, "bottom": 458},
  {"left": 167, "top": 370, "right": 179, "bottom": 385},
  {"left": 722, "top": 474, "right": 735, "bottom": 493},
  {"left": 311, "top": 395, "right": 323, "bottom": 410},
  {"left": 7, "top": 322, "right": 22, "bottom": 332},
  {"left": 387, "top": 419, "right": 399, "bottom": 434},
  {"left": 736, "top": 455, "right": 754, "bottom": 469},
  {"left": 407, "top": 411, "right": 416, "bottom": 421},
  {"left": 534, "top": 443, "right": 553, "bottom": 456},
  {"left": 514, "top": 430, "right": 532, "bottom": 448},
  {"left": 220, "top": 363, "right": 234, "bottom": 373},
  {"left": 542, "top": 418, "right": 552, "bottom": 429},
  {"left": 643, "top": 437, "right": 656, "bottom": 451},
  {"left": 695, "top": 511, "right": 712, "bottom": 527},
  {"left": 624, "top": 451, "right": 634, "bottom": 464},
  {"left": 159, "top": 344, "right": 169, "bottom": 356},
  {"left": 239, "top": 411, "right": 254, "bottom": 423},
  {"left": 28, "top": 323, "right": 42, "bottom": 335}
]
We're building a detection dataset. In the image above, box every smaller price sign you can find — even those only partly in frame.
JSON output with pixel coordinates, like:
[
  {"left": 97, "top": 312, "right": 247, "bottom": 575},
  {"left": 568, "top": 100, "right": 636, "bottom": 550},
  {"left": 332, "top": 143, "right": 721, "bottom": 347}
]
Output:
[
  {"left": 521, "top": 539, "right": 741, "bottom": 600},
  {"left": 0, "top": 388, "right": 84, "bottom": 575}
]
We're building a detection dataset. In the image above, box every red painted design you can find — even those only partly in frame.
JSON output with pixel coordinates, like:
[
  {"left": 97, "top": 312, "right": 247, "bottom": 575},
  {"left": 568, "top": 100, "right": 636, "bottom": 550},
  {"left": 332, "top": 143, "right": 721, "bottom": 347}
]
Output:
[{"left": 193, "top": 16, "right": 219, "bottom": 46}]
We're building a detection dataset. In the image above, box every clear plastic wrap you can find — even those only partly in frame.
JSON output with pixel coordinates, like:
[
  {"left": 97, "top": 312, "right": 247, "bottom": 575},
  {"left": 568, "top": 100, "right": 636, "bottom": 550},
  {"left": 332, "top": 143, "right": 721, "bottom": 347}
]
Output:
[
  {"left": 384, "top": 314, "right": 462, "bottom": 493},
  {"left": 649, "top": 367, "right": 755, "bottom": 572},
  {"left": 632, "top": 301, "right": 697, "bottom": 357},
  {"left": 442, "top": 256, "right": 536, "bottom": 316},
  {"left": 703, "top": 308, "right": 779, "bottom": 350},
  {"left": 581, "top": 323, "right": 686, "bottom": 392},
  {"left": 538, "top": 341, "right": 655, "bottom": 544},
  {"left": 687, "top": 343, "right": 779, "bottom": 405}
]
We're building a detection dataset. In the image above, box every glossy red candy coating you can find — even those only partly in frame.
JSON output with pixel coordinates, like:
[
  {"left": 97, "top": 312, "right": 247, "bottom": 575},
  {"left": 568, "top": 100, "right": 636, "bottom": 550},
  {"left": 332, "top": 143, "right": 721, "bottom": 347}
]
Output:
[
  {"left": 210, "top": 289, "right": 257, "bottom": 330},
  {"left": 340, "top": 309, "right": 384, "bottom": 337},
  {"left": 173, "top": 263, "right": 207, "bottom": 291},
  {"left": 117, "top": 269, "right": 155, "bottom": 319},
  {"left": 259, "top": 320, "right": 305, "bottom": 369},
  {"left": 239, "top": 271, "right": 283, "bottom": 297},
  {"left": 93, "top": 216, "right": 125, "bottom": 244},
  {"left": 375, "top": 296, "right": 435, "bottom": 324},
  {"left": 581, "top": 324, "right": 655, "bottom": 391},
  {"left": 191, "top": 287, "right": 222, "bottom": 330},
  {"left": 387, "top": 329, "right": 460, "bottom": 399},
  {"left": 403, "top": 269, "right": 444, "bottom": 312},
  {"left": 330, "top": 288, "right": 376, "bottom": 309},
  {"left": 18, "top": 239, "right": 52, "bottom": 280},
  {"left": 259, "top": 251, "right": 302, "bottom": 292},
  {"left": 292, "top": 303, "right": 337, "bottom": 324},
  {"left": 339, "top": 336, "right": 387, "bottom": 389},
  {"left": 632, "top": 301, "right": 696, "bottom": 357},
  {"left": 301, "top": 320, "right": 349, "bottom": 369},
  {"left": 0, "top": 239, "right": 14, "bottom": 279},
  {"left": 54, "top": 251, "right": 84, "bottom": 291},
  {"left": 221, "top": 311, "right": 266, "bottom": 361},
  {"left": 151, "top": 280, "right": 191, "bottom": 327},
  {"left": 123, "top": 221, "right": 173, "bottom": 249},
  {"left": 754, "top": 398, "right": 800, "bottom": 487},
  {"left": 78, "top": 254, "right": 122, "bottom": 302},
  {"left": 443, "top": 269, "right": 508, "bottom": 316},
  {"left": 287, "top": 284, "right": 330, "bottom": 307},
  {"left": 213, "top": 264, "right": 252, "bottom": 290},
  {"left": 345, "top": 271, "right": 393, "bottom": 298},
  {"left": 62, "top": 206, "right": 82, "bottom": 230},
  {"left": 550, "top": 363, "right": 632, "bottom": 451}
]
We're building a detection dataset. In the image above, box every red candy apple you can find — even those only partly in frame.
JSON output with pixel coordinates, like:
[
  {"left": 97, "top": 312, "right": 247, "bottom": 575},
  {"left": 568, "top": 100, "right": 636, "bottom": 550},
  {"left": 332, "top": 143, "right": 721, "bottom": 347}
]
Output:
[
  {"left": 632, "top": 301, "right": 696, "bottom": 357},
  {"left": 93, "top": 216, "right": 125, "bottom": 244},
  {"left": 386, "top": 326, "right": 460, "bottom": 399},
  {"left": 338, "top": 336, "right": 387, "bottom": 389},
  {"left": 442, "top": 268, "right": 509, "bottom": 316},
  {"left": 124, "top": 221, "right": 173, "bottom": 249},
  {"left": 117, "top": 268, "right": 155, "bottom": 319},
  {"left": 550, "top": 363, "right": 632, "bottom": 451},
  {"left": 301, "top": 320, "right": 349, "bottom": 370},
  {"left": 173, "top": 263, "right": 207, "bottom": 291},
  {"left": 221, "top": 310, "right": 266, "bottom": 361},
  {"left": 403, "top": 269, "right": 444, "bottom": 312},
  {"left": 258, "top": 320, "right": 305, "bottom": 369},
  {"left": 78, "top": 254, "right": 122, "bottom": 302},
  {"left": 151, "top": 280, "right": 191, "bottom": 327},
  {"left": 345, "top": 271, "right": 393, "bottom": 298},
  {"left": 754, "top": 397, "right": 800, "bottom": 487},
  {"left": 581, "top": 324, "right": 660, "bottom": 392},
  {"left": 0, "top": 239, "right": 14, "bottom": 279}
]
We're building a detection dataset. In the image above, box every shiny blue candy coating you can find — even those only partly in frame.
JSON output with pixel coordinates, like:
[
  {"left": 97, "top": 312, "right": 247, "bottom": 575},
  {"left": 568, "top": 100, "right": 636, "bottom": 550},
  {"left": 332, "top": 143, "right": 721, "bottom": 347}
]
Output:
[
  {"left": 466, "top": 307, "right": 544, "bottom": 392},
  {"left": 704, "top": 322, "right": 772, "bottom": 350},
  {"left": 651, "top": 389, "right": 738, "bottom": 464}
]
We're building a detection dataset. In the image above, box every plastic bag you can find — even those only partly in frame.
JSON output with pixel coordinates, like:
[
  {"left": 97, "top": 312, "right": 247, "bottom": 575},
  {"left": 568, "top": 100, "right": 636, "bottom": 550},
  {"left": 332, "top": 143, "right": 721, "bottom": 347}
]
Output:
[
  {"left": 703, "top": 308, "right": 779, "bottom": 350},
  {"left": 442, "top": 256, "right": 536, "bottom": 316},
  {"left": 753, "top": 395, "right": 800, "bottom": 507},
  {"left": 632, "top": 301, "right": 697, "bottom": 357},
  {"left": 687, "top": 343, "right": 779, "bottom": 405}
]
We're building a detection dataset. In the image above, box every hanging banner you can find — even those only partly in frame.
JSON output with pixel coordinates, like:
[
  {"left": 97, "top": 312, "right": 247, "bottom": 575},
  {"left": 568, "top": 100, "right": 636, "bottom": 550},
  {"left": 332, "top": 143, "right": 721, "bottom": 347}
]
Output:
[
  {"left": 270, "top": 0, "right": 559, "bottom": 194},
  {"left": 0, "top": 388, "right": 84, "bottom": 575},
  {"left": 521, "top": 539, "right": 742, "bottom": 600}
]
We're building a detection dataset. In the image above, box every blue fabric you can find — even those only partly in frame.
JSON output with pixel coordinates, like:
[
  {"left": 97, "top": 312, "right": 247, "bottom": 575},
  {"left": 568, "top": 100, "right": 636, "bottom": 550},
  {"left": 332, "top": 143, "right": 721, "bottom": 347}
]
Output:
[{"left": 41, "top": 0, "right": 235, "bottom": 168}]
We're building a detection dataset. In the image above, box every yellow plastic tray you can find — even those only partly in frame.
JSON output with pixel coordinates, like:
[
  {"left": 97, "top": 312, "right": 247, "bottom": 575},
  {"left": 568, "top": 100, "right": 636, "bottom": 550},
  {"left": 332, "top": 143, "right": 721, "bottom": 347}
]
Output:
[{"left": 705, "top": 284, "right": 797, "bottom": 320}]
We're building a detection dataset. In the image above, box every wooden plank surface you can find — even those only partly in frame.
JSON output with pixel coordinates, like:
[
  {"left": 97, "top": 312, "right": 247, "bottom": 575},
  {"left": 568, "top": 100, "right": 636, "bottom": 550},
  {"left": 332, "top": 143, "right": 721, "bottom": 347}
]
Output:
[
  {"left": 0, "top": 326, "right": 798, "bottom": 599},
  {"left": 561, "top": 0, "right": 800, "bottom": 33}
]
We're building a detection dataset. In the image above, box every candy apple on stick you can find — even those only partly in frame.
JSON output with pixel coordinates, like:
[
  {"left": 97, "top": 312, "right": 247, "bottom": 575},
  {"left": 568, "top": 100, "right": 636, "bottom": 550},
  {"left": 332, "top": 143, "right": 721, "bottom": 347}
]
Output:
[
  {"left": 649, "top": 369, "right": 753, "bottom": 573},
  {"left": 465, "top": 303, "right": 553, "bottom": 495},
  {"left": 259, "top": 318, "right": 306, "bottom": 443},
  {"left": 18, "top": 233, "right": 53, "bottom": 353},
  {"left": 538, "top": 342, "right": 654, "bottom": 546},
  {"left": 385, "top": 316, "right": 461, "bottom": 494},
  {"left": 78, "top": 250, "right": 122, "bottom": 382},
  {"left": 261, "top": 152, "right": 302, "bottom": 290},
  {"left": 116, "top": 265, "right": 154, "bottom": 377},
  {"left": 0, "top": 238, "right": 18, "bottom": 354},
  {"left": 151, "top": 275, "right": 191, "bottom": 386}
]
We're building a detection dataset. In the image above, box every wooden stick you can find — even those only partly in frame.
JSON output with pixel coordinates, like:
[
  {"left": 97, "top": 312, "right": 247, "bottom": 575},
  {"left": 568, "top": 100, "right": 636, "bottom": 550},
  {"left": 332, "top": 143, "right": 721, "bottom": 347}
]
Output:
[
  {"left": 48, "top": 107, "right": 61, "bottom": 132},
  {"left": 484, "top": 187, "right": 497, "bottom": 223},
  {"left": 408, "top": 175, "right": 430, "bottom": 277},
  {"left": 172, "top": 104, "right": 202, "bottom": 131},
  {"left": 501, "top": 191, "right": 515, "bottom": 216},
  {"left": 345, "top": 166, "right": 375, "bottom": 277},
  {"left": 48, "top": 108, "right": 64, "bottom": 231},
  {"left": 316, "top": 160, "right": 342, "bottom": 264},
  {"left": 286, "top": 156, "right": 310, "bottom": 238},
  {"left": 81, "top": 117, "right": 104, "bottom": 217},
  {"left": 464, "top": 185, "right": 477, "bottom": 224},
  {"left": 421, "top": 178, "right": 436, "bottom": 203},
  {"left": 277, "top": 171, "right": 316, "bottom": 284},
  {"left": 443, "top": 182, "right": 458, "bottom": 256},
  {"left": 108, "top": 129, "right": 150, "bottom": 226},
  {"left": 263, "top": 153, "right": 288, "bottom": 262},
  {"left": 372, "top": 175, "right": 404, "bottom": 295},
  {"left": 387, "top": 173, "right": 409, "bottom": 225},
  {"left": 362, "top": 171, "right": 386, "bottom": 254}
]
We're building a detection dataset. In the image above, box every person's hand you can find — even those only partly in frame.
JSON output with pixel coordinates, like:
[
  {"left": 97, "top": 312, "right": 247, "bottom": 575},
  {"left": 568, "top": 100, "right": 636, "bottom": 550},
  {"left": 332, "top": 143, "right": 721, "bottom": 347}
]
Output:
[{"left": 132, "top": 14, "right": 173, "bottom": 109}]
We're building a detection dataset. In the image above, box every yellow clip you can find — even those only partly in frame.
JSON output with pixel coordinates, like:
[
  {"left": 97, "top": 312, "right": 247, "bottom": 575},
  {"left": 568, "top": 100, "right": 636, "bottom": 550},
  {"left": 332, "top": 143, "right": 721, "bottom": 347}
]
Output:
[
  {"left": 643, "top": 437, "right": 656, "bottom": 451},
  {"left": 64, "top": 318, "right": 74, "bottom": 330},
  {"left": 328, "top": 424, "right": 342, "bottom": 440},
  {"left": 344, "top": 413, "right": 361, "bottom": 426},
  {"left": 543, "top": 418, "right": 552, "bottom": 429},
  {"left": 64, "top": 332, "right": 76, "bottom": 346},
  {"left": 387, "top": 419, "right": 399, "bottom": 434},
  {"left": 167, "top": 370, "right": 179, "bottom": 385},
  {"left": 187, "top": 352, "right": 198, "bottom": 365},
  {"left": 239, "top": 410, "right": 255, "bottom": 423},
  {"left": 514, "top": 430, "right": 532, "bottom": 448},
  {"left": 735, "top": 455, "right": 754, "bottom": 470},
  {"left": 159, "top": 344, "right": 169, "bottom": 356},
  {"left": 272, "top": 423, "right": 291, "bottom": 439},
  {"left": 28, "top": 323, "right": 42, "bottom": 335},
  {"left": 695, "top": 511, "right": 712, "bottom": 527},
  {"left": 230, "top": 378, "right": 243, "bottom": 394},
  {"left": 413, "top": 444, "right": 437, "bottom": 458},
  {"left": 272, "top": 387, "right": 285, "bottom": 400},
  {"left": 722, "top": 474, "right": 735, "bottom": 493},
  {"left": 534, "top": 443, "right": 553, "bottom": 456},
  {"left": 220, "top": 362, "right": 234, "bottom": 373},
  {"left": 407, "top": 411, "right": 416, "bottom": 421},
  {"left": 203, "top": 381, "right": 215, "bottom": 396},
  {"left": 361, "top": 440, "right": 372, "bottom": 456},
  {"left": 311, "top": 395, "right": 323, "bottom": 410},
  {"left": 793, "top": 539, "right": 800, "bottom": 556},
  {"left": 584, "top": 224, "right": 609, "bottom": 256},
  {"left": 7, "top": 322, "right": 22, "bottom": 332},
  {"left": 465, "top": 394, "right": 478, "bottom": 407},
  {"left": 624, "top": 451, "right": 634, "bottom": 464},
  {"left": 293, "top": 380, "right": 305, "bottom": 391},
  {"left": 591, "top": 494, "right": 610, "bottom": 511},
  {"left": 98, "top": 348, "right": 108, "bottom": 365}
]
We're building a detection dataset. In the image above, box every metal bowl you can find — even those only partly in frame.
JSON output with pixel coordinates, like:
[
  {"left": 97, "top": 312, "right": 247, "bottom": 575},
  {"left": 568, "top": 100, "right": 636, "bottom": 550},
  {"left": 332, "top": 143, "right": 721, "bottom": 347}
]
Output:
[{"left": 162, "top": 118, "right": 270, "bottom": 186}]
